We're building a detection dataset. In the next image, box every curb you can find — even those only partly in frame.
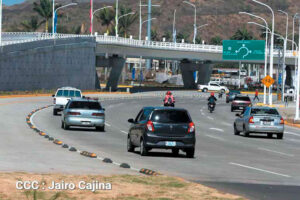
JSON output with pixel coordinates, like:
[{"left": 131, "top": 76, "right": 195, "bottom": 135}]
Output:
[
  {"left": 27, "top": 105, "right": 159, "bottom": 176},
  {"left": 255, "top": 103, "right": 285, "bottom": 108},
  {"left": 285, "top": 121, "right": 300, "bottom": 128}
]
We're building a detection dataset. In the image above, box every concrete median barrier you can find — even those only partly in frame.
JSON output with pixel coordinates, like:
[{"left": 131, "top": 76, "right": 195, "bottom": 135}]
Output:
[
  {"left": 80, "top": 151, "right": 97, "bottom": 158},
  {"left": 53, "top": 139, "right": 63, "bottom": 145},
  {"left": 103, "top": 158, "right": 113, "bottom": 163}
]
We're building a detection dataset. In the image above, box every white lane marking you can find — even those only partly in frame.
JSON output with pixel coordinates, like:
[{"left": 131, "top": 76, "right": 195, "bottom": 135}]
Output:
[
  {"left": 209, "top": 128, "right": 224, "bottom": 132},
  {"left": 201, "top": 112, "right": 205, "bottom": 116},
  {"left": 258, "top": 148, "right": 294, "bottom": 157},
  {"left": 229, "top": 162, "right": 290, "bottom": 178},
  {"left": 207, "top": 116, "right": 214, "bottom": 120},
  {"left": 285, "top": 131, "right": 300, "bottom": 137},
  {"left": 222, "top": 122, "right": 232, "bottom": 127},
  {"left": 205, "top": 134, "right": 225, "bottom": 141},
  {"left": 120, "top": 130, "right": 128, "bottom": 134},
  {"left": 105, "top": 123, "right": 111, "bottom": 127}
]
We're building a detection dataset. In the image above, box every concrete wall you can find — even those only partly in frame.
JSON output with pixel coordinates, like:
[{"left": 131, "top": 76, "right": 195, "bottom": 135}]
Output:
[{"left": 0, "top": 37, "right": 97, "bottom": 91}]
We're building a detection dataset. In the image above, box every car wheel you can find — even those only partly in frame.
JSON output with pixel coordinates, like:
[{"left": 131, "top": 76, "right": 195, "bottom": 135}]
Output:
[
  {"left": 61, "top": 121, "right": 64, "bottom": 129},
  {"left": 96, "top": 126, "right": 105, "bottom": 132},
  {"left": 277, "top": 133, "right": 283, "bottom": 139},
  {"left": 140, "top": 139, "right": 148, "bottom": 156},
  {"left": 244, "top": 126, "right": 249, "bottom": 137},
  {"left": 63, "top": 121, "right": 69, "bottom": 130},
  {"left": 267, "top": 133, "right": 273, "bottom": 138},
  {"left": 231, "top": 107, "right": 234, "bottom": 112},
  {"left": 127, "top": 136, "right": 135, "bottom": 152},
  {"left": 172, "top": 149, "right": 179, "bottom": 156},
  {"left": 186, "top": 148, "right": 195, "bottom": 158},
  {"left": 53, "top": 109, "right": 57, "bottom": 116},
  {"left": 234, "top": 124, "right": 240, "bottom": 135},
  {"left": 203, "top": 88, "right": 208, "bottom": 93}
]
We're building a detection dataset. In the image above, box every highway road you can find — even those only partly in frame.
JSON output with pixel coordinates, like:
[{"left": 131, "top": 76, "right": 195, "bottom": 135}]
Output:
[{"left": 2, "top": 91, "right": 300, "bottom": 200}]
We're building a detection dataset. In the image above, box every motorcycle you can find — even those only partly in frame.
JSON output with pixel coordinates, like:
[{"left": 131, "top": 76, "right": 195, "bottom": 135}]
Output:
[
  {"left": 208, "top": 103, "right": 215, "bottom": 113},
  {"left": 164, "top": 98, "right": 175, "bottom": 107}
]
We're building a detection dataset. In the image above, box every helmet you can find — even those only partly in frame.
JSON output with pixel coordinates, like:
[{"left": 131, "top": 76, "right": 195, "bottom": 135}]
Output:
[
  {"left": 211, "top": 92, "right": 214, "bottom": 96},
  {"left": 167, "top": 91, "right": 172, "bottom": 95}
]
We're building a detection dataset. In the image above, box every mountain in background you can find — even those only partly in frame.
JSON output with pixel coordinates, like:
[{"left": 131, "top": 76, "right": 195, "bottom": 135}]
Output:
[{"left": 2, "top": 0, "right": 299, "bottom": 43}]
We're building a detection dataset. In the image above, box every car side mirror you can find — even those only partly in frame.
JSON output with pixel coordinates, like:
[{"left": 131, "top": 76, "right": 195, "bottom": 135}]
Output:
[
  {"left": 52, "top": 94, "right": 55, "bottom": 97},
  {"left": 128, "top": 118, "right": 135, "bottom": 123}
]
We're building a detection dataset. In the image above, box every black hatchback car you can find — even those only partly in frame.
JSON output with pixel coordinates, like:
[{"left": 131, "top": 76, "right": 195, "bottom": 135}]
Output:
[{"left": 127, "top": 107, "right": 196, "bottom": 158}]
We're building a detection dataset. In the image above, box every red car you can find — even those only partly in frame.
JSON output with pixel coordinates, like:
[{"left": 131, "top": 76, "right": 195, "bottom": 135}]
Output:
[{"left": 231, "top": 96, "right": 252, "bottom": 112}]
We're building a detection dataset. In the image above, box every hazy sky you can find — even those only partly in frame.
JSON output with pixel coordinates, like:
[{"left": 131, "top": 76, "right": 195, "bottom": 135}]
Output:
[{"left": 3, "top": 0, "right": 25, "bottom": 6}]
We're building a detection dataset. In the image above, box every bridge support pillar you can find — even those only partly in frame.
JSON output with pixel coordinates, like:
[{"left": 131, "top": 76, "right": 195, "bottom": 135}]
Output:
[
  {"left": 197, "top": 63, "right": 213, "bottom": 85},
  {"left": 180, "top": 60, "right": 197, "bottom": 89}
]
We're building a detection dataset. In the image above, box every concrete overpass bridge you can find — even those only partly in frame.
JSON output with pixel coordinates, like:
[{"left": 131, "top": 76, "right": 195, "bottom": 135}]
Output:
[{"left": 1, "top": 32, "right": 297, "bottom": 91}]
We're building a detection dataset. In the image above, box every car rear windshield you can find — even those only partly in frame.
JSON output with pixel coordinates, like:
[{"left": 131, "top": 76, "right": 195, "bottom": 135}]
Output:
[
  {"left": 251, "top": 108, "right": 279, "bottom": 115},
  {"left": 69, "top": 101, "right": 102, "bottom": 110},
  {"left": 56, "top": 90, "right": 81, "bottom": 97},
  {"left": 151, "top": 110, "right": 191, "bottom": 123},
  {"left": 234, "top": 96, "right": 250, "bottom": 101}
]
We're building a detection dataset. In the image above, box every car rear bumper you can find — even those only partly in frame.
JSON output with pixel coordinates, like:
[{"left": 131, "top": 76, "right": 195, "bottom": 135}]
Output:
[
  {"left": 144, "top": 133, "right": 195, "bottom": 149},
  {"left": 65, "top": 117, "right": 105, "bottom": 127},
  {"left": 248, "top": 124, "right": 284, "bottom": 134},
  {"left": 232, "top": 105, "right": 249, "bottom": 110}
]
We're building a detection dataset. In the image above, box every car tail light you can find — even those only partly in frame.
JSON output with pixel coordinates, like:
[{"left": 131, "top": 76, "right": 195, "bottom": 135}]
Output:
[
  {"left": 188, "top": 122, "right": 195, "bottom": 133},
  {"left": 249, "top": 116, "right": 254, "bottom": 124},
  {"left": 53, "top": 98, "right": 56, "bottom": 104},
  {"left": 146, "top": 121, "right": 155, "bottom": 132},
  {"left": 92, "top": 113, "right": 104, "bottom": 117},
  {"left": 280, "top": 117, "right": 284, "bottom": 124},
  {"left": 67, "top": 112, "right": 81, "bottom": 116}
]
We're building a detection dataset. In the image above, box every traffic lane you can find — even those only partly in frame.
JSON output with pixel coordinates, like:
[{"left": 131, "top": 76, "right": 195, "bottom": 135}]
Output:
[
  {"left": 34, "top": 97, "right": 300, "bottom": 185},
  {"left": 0, "top": 97, "right": 136, "bottom": 175}
]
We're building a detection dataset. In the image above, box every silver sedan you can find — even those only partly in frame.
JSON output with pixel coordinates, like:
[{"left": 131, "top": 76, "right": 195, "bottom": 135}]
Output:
[
  {"left": 234, "top": 106, "right": 284, "bottom": 139},
  {"left": 61, "top": 98, "right": 105, "bottom": 131}
]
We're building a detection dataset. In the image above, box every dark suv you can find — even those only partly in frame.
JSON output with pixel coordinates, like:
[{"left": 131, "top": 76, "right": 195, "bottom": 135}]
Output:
[
  {"left": 127, "top": 107, "right": 196, "bottom": 158},
  {"left": 231, "top": 95, "right": 252, "bottom": 112}
]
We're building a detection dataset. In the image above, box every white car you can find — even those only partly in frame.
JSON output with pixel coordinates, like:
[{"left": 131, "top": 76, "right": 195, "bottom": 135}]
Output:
[
  {"left": 198, "top": 82, "right": 228, "bottom": 93},
  {"left": 240, "top": 69, "right": 247, "bottom": 76},
  {"left": 52, "top": 87, "right": 83, "bottom": 116}
]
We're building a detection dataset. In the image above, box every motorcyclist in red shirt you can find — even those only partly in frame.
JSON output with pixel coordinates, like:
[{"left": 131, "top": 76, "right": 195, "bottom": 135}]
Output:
[{"left": 164, "top": 91, "right": 175, "bottom": 107}]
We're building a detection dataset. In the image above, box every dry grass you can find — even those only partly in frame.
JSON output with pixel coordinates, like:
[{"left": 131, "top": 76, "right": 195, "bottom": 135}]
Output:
[{"left": 0, "top": 172, "right": 246, "bottom": 200}]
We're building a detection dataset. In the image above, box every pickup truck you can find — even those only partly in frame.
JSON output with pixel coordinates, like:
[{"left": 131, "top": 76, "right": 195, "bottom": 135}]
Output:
[
  {"left": 52, "top": 87, "right": 83, "bottom": 115},
  {"left": 198, "top": 82, "right": 229, "bottom": 93}
]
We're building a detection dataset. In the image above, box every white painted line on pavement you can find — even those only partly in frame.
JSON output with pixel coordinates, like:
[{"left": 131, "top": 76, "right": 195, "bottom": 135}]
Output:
[
  {"left": 209, "top": 128, "right": 224, "bottom": 132},
  {"left": 229, "top": 162, "right": 291, "bottom": 178},
  {"left": 207, "top": 116, "right": 214, "bottom": 120},
  {"left": 222, "top": 122, "right": 232, "bottom": 127},
  {"left": 205, "top": 134, "right": 225, "bottom": 141},
  {"left": 105, "top": 123, "right": 111, "bottom": 127},
  {"left": 258, "top": 148, "right": 294, "bottom": 157},
  {"left": 285, "top": 131, "right": 300, "bottom": 137},
  {"left": 120, "top": 130, "right": 128, "bottom": 134}
]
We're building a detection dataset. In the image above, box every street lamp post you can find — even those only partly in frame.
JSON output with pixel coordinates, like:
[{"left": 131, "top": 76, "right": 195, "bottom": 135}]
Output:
[
  {"left": 54, "top": 3, "right": 77, "bottom": 35},
  {"left": 0, "top": 0, "right": 2, "bottom": 46},
  {"left": 115, "top": 0, "right": 119, "bottom": 36},
  {"left": 292, "top": 13, "right": 298, "bottom": 52},
  {"left": 183, "top": 1, "right": 197, "bottom": 44},
  {"left": 173, "top": 9, "right": 176, "bottom": 43},
  {"left": 240, "top": 11, "right": 269, "bottom": 104},
  {"left": 278, "top": 10, "right": 289, "bottom": 102},
  {"left": 139, "top": 18, "right": 156, "bottom": 40},
  {"left": 296, "top": 19, "right": 300, "bottom": 120},
  {"left": 116, "top": 12, "right": 135, "bottom": 37},
  {"left": 52, "top": 0, "right": 55, "bottom": 36},
  {"left": 252, "top": 0, "right": 275, "bottom": 105},
  {"left": 91, "top": 6, "right": 112, "bottom": 36}
]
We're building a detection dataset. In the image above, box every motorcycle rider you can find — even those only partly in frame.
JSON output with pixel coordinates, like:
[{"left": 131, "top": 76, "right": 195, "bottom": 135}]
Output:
[
  {"left": 164, "top": 91, "right": 175, "bottom": 107},
  {"left": 208, "top": 92, "right": 217, "bottom": 110}
]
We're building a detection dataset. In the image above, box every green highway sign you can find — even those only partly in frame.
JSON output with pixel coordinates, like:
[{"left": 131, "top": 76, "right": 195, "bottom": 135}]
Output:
[{"left": 223, "top": 40, "right": 265, "bottom": 61}]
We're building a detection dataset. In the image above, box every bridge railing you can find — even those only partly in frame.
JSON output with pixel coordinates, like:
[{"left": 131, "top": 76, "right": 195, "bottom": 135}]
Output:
[{"left": 1, "top": 32, "right": 297, "bottom": 58}]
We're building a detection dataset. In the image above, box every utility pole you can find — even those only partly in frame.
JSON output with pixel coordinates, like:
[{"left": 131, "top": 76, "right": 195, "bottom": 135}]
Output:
[
  {"left": 0, "top": 0, "right": 2, "bottom": 46},
  {"left": 146, "top": 0, "right": 152, "bottom": 70}
]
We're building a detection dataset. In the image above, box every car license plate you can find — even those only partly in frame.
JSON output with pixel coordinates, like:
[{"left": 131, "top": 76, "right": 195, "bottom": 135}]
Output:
[
  {"left": 263, "top": 121, "right": 271, "bottom": 125},
  {"left": 81, "top": 121, "right": 91, "bottom": 125},
  {"left": 239, "top": 107, "right": 244, "bottom": 109},
  {"left": 165, "top": 141, "right": 176, "bottom": 147}
]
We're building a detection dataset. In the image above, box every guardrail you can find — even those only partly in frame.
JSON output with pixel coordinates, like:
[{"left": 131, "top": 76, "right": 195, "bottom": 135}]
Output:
[{"left": 1, "top": 32, "right": 297, "bottom": 58}]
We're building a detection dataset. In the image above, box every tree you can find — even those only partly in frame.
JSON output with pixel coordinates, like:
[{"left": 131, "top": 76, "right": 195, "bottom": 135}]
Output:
[
  {"left": 176, "top": 32, "right": 190, "bottom": 43},
  {"left": 162, "top": 31, "right": 172, "bottom": 42},
  {"left": 21, "top": 16, "right": 41, "bottom": 32},
  {"left": 33, "top": 0, "right": 52, "bottom": 32},
  {"left": 118, "top": 6, "right": 138, "bottom": 38},
  {"left": 210, "top": 36, "right": 222, "bottom": 45},
  {"left": 195, "top": 36, "right": 202, "bottom": 44},
  {"left": 96, "top": 7, "right": 115, "bottom": 34},
  {"left": 151, "top": 29, "right": 160, "bottom": 41},
  {"left": 231, "top": 27, "right": 254, "bottom": 40}
]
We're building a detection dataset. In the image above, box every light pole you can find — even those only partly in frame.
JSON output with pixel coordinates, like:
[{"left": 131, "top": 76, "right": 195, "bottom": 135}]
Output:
[
  {"left": 91, "top": 6, "right": 112, "bottom": 36},
  {"left": 116, "top": 12, "right": 135, "bottom": 37},
  {"left": 240, "top": 11, "right": 269, "bottom": 104},
  {"left": 278, "top": 10, "right": 288, "bottom": 101},
  {"left": 54, "top": 3, "right": 77, "bottom": 35},
  {"left": 139, "top": 18, "right": 156, "bottom": 40},
  {"left": 0, "top": 0, "right": 2, "bottom": 46},
  {"left": 115, "top": 0, "right": 118, "bottom": 36},
  {"left": 173, "top": 9, "right": 176, "bottom": 43},
  {"left": 252, "top": 0, "right": 275, "bottom": 105},
  {"left": 183, "top": 1, "right": 197, "bottom": 44},
  {"left": 296, "top": 19, "right": 300, "bottom": 120},
  {"left": 52, "top": 0, "right": 55, "bottom": 36},
  {"left": 292, "top": 13, "right": 298, "bottom": 52}
]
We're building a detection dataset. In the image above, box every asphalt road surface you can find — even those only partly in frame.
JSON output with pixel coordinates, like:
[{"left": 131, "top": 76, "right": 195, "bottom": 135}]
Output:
[{"left": 3, "top": 92, "right": 300, "bottom": 200}]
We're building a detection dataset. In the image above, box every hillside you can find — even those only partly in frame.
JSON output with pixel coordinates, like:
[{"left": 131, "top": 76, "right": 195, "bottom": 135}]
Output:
[{"left": 2, "top": 0, "right": 299, "bottom": 43}]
